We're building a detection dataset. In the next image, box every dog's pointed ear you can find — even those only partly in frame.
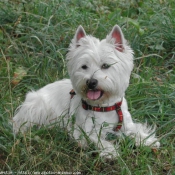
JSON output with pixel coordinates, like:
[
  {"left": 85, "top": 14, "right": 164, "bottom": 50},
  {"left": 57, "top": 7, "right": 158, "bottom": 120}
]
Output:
[
  {"left": 108, "top": 25, "right": 125, "bottom": 52},
  {"left": 75, "top": 25, "right": 86, "bottom": 46}
]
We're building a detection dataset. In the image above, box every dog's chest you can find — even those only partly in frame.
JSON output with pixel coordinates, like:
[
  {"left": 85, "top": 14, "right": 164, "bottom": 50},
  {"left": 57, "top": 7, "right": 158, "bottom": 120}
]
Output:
[
  {"left": 76, "top": 107, "right": 119, "bottom": 132},
  {"left": 69, "top": 97, "right": 120, "bottom": 133}
]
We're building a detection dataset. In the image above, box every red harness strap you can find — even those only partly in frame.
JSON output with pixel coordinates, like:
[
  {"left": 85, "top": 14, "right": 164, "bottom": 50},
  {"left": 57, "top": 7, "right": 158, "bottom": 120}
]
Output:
[
  {"left": 70, "top": 89, "right": 76, "bottom": 99},
  {"left": 70, "top": 89, "right": 123, "bottom": 131}
]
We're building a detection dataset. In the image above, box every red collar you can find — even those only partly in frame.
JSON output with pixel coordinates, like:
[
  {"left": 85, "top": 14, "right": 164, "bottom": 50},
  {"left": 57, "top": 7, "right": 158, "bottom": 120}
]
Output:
[
  {"left": 70, "top": 89, "right": 123, "bottom": 131},
  {"left": 82, "top": 100, "right": 123, "bottom": 132}
]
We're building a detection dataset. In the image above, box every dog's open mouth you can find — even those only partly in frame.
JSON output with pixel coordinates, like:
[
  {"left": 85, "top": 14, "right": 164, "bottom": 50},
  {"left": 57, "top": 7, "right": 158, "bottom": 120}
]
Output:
[{"left": 87, "top": 89, "right": 103, "bottom": 100}]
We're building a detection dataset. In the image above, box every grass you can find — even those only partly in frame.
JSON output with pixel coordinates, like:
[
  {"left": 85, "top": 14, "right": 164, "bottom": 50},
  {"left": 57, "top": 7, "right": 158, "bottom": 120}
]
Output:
[{"left": 0, "top": 0, "right": 175, "bottom": 174}]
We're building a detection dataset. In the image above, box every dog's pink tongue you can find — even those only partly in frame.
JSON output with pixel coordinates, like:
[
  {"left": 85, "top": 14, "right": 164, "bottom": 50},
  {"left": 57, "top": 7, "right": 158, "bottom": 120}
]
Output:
[{"left": 87, "top": 90, "right": 101, "bottom": 100}]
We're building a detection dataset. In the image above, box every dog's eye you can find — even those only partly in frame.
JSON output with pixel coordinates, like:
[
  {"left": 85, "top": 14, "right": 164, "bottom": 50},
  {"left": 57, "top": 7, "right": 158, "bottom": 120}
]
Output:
[
  {"left": 82, "top": 65, "right": 88, "bottom": 70},
  {"left": 101, "top": 63, "right": 110, "bottom": 69}
]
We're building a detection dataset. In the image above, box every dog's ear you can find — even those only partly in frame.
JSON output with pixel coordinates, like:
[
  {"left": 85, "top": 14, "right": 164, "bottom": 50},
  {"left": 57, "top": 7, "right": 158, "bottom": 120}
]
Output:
[
  {"left": 108, "top": 25, "right": 125, "bottom": 52},
  {"left": 75, "top": 25, "right": 86, "bottom": 45}
]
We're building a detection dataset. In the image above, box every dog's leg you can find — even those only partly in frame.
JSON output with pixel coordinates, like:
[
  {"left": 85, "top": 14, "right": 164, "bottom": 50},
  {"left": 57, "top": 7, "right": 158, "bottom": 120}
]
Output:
[
  {"left": 72, "top": 124, "right": 118, "bottom": 159},
  {"left": 75, "top": 132, "right": 118, "bottom": 158},
  {"left": 89, "top": 134, "right": 119, "bottom": 159},
  {"left": 122, "top": 111, "right": 160, "bottom": 148},
  {"left": 71, "top": 125, "right": 88, "bottom": 148},
  {"left": 121, "top": 98, "right": 160, "bottom": 148}
]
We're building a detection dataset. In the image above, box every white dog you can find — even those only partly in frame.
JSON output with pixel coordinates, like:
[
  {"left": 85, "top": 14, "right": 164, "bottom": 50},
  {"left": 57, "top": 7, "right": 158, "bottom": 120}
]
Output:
[{"left": 13, "top": 24, "right": 160, "bottom": 158}]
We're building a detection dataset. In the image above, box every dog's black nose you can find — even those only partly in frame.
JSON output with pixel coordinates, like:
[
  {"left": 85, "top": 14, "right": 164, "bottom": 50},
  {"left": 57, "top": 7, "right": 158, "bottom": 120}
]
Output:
[{"left": 86, "top": 79, "right": 98, "bottom": 89}]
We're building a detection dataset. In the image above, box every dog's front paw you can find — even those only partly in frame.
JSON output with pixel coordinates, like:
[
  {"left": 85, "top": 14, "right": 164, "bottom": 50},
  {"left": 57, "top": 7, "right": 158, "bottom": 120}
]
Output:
[
  {"left": 149, "top": 140, "right": 160, "bottom": 148},
  {"left": 136, "top": 137, "right": 160, "bottom": 148},
  {"left": 143, "top": 137, "right": 160, "bottom": 148}
]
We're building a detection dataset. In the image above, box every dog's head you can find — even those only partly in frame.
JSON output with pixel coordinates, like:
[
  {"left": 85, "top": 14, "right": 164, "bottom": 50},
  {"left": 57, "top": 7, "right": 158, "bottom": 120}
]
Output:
[{"left": 66, "top": 25, "right": 134, "bottom": 105}]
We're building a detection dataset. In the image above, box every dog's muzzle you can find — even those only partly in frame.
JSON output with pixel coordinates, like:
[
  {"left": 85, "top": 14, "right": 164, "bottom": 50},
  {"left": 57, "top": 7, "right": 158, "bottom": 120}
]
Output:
[{"left": 86, "top": 79, "right": 103, "bottom": 100}]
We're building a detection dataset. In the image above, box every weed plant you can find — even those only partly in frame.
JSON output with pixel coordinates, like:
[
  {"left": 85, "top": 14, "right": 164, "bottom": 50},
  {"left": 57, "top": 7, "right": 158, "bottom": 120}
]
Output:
[{"left": 0, "top": 0, "right": 175, "bottom": 174}]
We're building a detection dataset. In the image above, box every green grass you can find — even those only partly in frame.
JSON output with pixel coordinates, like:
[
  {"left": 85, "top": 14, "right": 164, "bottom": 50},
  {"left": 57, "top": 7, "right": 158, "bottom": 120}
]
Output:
[{"left": 0, "top": 0, "right": 175, "bottom": 174}]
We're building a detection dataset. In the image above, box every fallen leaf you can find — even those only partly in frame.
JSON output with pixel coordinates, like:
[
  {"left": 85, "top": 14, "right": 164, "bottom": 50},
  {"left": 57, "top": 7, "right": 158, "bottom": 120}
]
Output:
[{"left": 12, "top": 67, "right": 27, "bottom": 85}]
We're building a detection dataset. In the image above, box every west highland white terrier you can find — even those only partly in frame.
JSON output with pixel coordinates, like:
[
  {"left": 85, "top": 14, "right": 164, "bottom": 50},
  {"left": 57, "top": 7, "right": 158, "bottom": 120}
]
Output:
[{"left": 13, "top": 25, "right": 160, "bottom": 158}]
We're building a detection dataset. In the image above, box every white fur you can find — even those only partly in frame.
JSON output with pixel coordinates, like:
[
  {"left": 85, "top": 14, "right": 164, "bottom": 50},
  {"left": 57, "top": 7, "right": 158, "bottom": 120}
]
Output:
[{"left": 13, "top": 25, "right": 160, "bottom": 158}]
